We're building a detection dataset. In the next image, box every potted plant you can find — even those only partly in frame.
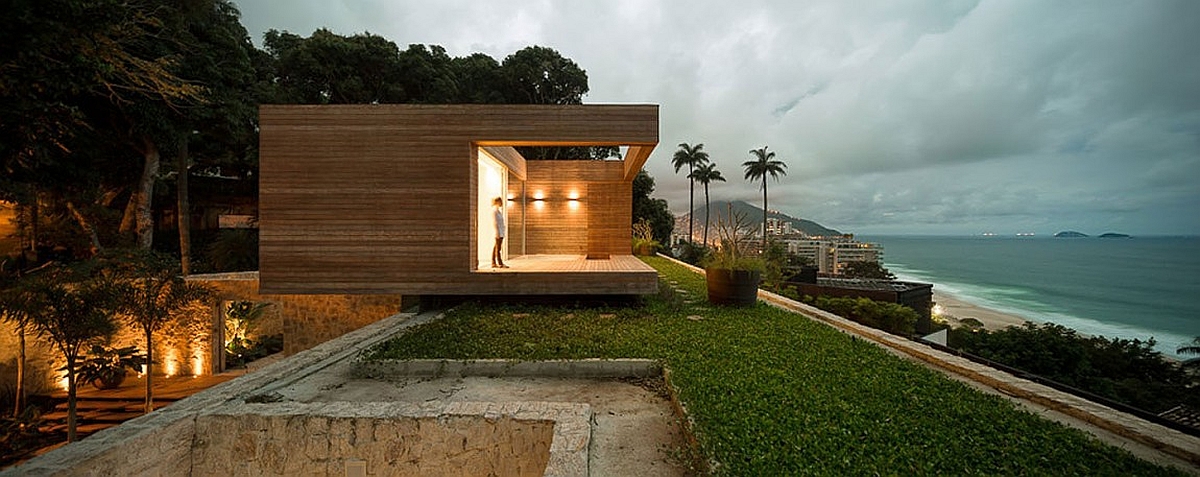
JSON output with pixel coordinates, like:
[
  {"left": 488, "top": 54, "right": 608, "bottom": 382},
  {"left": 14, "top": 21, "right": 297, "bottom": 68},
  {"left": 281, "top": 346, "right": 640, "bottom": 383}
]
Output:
[
  {"left": 702, "top": 205, "right": 765, "bottom": 306},
  {"left": 631, "top": 218, "right": 660, "bottom": 256},
  {"left": 74, "top": 345, "right": 149, "bottom": 390}
]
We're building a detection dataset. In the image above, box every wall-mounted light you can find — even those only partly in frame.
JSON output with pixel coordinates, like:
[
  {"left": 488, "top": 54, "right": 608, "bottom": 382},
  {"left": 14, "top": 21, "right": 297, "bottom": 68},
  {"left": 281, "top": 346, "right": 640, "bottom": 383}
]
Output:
[{"left": 568, "top": 199, "right": 580, "bottom": 211}]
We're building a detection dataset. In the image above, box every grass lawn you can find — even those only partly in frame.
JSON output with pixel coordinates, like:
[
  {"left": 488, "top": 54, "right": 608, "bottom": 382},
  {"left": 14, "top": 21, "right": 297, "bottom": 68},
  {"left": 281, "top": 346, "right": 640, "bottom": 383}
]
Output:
[{"left": 366, "top": 256, "right": 1184, "bottom": 476}]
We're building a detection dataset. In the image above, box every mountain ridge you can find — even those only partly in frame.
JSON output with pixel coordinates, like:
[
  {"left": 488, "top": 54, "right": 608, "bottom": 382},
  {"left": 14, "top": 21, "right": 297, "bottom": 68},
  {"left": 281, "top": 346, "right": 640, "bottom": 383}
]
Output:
[{"left": 686, "top": 200, "right": 842, "bottom": 237}]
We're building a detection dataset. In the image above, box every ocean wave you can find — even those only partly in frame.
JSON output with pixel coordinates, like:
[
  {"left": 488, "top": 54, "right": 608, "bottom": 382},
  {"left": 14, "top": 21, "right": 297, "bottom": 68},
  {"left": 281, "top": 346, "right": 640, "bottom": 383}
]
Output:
[{"left": 889, "top": 263, "right": 1192, "bottom": 357}]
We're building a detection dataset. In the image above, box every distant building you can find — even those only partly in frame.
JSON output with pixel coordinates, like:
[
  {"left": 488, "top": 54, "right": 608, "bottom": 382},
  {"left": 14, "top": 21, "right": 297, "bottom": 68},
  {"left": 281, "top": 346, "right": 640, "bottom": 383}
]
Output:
[
  {"left": 785, "top": 237, "right": 883, "bottom": 275},
  {"left": 766, "top": 216, "right": 792, "bottom": 236}
]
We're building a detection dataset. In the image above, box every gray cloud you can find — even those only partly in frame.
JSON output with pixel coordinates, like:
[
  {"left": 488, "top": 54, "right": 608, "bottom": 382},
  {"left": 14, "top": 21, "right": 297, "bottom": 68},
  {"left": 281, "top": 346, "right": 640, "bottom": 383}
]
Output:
[{"left": 234, "top": 0, "right": 1200, "bottom": 235}]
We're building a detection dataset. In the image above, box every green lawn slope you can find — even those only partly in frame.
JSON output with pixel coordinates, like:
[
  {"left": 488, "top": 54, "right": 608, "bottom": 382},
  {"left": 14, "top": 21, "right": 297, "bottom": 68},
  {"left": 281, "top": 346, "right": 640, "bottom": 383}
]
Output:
[{"left": 366, "top": 256, "right": 1184, "bottom": 476}]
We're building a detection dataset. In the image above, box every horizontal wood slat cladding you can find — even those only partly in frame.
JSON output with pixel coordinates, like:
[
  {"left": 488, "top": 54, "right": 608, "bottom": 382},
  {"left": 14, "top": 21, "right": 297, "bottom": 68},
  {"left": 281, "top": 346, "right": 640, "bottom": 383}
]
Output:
[
  {"left": 259, "top": 104, "right": 657, "bottom": 295},
  {"left": 587, "top": 182, "right": 632, "bottom": 257}
]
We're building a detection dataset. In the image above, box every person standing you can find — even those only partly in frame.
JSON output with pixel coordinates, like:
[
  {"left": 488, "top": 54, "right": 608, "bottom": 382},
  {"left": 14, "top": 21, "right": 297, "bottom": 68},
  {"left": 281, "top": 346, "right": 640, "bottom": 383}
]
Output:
[{"left": 492, "top": 197, "right": 508, "bottom": 268}]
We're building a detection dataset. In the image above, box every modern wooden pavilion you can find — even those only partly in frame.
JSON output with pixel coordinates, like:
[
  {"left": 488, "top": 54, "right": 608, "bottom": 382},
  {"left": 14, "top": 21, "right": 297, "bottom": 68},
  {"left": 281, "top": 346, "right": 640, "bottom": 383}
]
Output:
[{"left": 258, "top": 104, "right": 660, "bottom": 296}]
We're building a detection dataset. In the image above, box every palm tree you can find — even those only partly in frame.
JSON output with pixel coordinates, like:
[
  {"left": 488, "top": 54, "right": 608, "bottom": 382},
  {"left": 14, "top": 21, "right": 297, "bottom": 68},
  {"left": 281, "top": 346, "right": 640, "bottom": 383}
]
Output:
[
  {"left": 113, "top": 250, "right": 211, "bottom": 413},
  {"left": 743, "top": 146, "right": 787, "bottom": 252},
  {"left": 688, "top": 162, "right": 725, "bottom": 246},
  {"left": 0, "top": 278, "right": 36, "bottom": 417},
  {"left": 672, "top": 143, "right": 710, "bottom": 242},
  {"left": 23, "top": 264, "right": 121, "bottom": 442},
  {"left": 1180, "top": 337, "right": 1200, "bottom": 368}
]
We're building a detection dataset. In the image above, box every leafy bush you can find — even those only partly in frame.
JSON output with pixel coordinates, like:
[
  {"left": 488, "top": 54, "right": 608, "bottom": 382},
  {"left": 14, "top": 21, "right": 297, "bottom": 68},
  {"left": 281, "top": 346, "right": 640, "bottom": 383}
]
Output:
[
  {"left": 950, "top": 322, "right": 1197, "bottom": 413},
  {"left": 674, "top": 241, "right": 709, "bottom": 266},
  {"left": 72, "top": 345, "right": 148, "bottom": 389},
  {"left": 225, "top": 334, "right": 282, "bottom": 369},
  {"left": 1, "top": 407, "right": 59, "bottom": 468},
  {"left": 205, "top": 229, "right": 258, "bottom": 272},
  {"left": 803, "top": 295, "right": 918, "bottom": 336}
]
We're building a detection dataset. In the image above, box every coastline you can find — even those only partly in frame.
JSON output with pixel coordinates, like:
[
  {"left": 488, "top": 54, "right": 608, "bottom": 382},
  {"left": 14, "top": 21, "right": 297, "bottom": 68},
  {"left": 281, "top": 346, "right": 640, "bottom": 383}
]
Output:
[{"left": 932, "top": 289, "right": 1030, "bottom": 331}]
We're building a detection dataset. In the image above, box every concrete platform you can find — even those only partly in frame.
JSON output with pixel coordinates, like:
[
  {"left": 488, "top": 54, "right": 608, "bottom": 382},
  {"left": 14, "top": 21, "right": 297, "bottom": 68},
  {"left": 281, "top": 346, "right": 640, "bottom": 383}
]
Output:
[{"left": 275, "top": 358, "right": 690, "bottom": 477}]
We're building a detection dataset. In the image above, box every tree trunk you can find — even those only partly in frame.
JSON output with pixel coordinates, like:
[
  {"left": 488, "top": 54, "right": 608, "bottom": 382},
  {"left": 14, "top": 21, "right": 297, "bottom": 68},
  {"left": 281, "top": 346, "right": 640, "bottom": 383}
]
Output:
[
  {"left": 66, "top": 201, "right": 102, "bottom": 256},
  {"left": 703, "top": 184, "right": 710, "bottom": 246},
  {"left": 177, "top": 138, "right": 192, "bottom": 275},
  {"left": 28, "top": 195, "right": 39, "bottom": 261},
  {"left": 762, "top": 184, "right": 769, "bottom": 252},
  {"left": 687, "top": 165, "right": 694, "bottom": 243},
  {"left": 119, "top": 188, "right": 136, "bottom": 235},
  {"left": 144, "top": 329, "right": 154, "bottom": 414},
  {"left": 129, "top": 137, "right": 162, "bottom": 249},
  {"left": 66, "top": 358, "right": 77, "bottom": 442},
  {"left": 14, "top": 324, "right": 25, "bottom": 416}
]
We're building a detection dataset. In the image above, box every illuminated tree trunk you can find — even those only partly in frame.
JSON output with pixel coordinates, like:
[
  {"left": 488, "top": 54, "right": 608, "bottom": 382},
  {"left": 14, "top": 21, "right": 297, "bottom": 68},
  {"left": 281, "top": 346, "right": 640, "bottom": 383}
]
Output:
[
  {"left": 134, "top": 139, "right": 160, "bottom": 249},
  {"left": 144, "top": 328, "right": 154, "bottom": 414},
  {"left": 14, "top": 324, "right": 25, "bottom": 416},
  {"left": 177, "top": 138, "right": 191, "bottom": 275}
]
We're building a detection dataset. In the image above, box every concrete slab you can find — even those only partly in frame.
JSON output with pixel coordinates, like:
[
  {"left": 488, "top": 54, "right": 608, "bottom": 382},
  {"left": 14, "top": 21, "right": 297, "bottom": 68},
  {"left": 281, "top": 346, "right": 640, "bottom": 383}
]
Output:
[{"left": 275, "top": 358, "right": 691, "bottom": 477}]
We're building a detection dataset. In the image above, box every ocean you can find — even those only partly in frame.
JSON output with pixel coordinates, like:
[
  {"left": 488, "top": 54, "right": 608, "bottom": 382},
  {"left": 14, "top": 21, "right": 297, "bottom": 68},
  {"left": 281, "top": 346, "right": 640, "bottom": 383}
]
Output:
[{"left": 862, "top": 235, "right": 1200, "bottom": 358}]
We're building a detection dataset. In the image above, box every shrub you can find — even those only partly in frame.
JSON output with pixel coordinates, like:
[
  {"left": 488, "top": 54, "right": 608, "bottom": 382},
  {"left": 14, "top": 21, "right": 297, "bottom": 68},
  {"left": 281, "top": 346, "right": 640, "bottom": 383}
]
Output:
[
  {"left": 805, "top": 295, "right": 918, "bottom": 336},
  {"left": 949, "top": 322, "right": 1197, "bottom": 413}
]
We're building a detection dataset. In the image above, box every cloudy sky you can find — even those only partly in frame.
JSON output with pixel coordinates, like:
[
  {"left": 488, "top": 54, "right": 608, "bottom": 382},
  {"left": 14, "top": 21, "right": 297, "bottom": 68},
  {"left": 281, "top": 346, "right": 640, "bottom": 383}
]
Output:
[{"left": 235, "top": 0, "right": 1200, "bottom": 236}]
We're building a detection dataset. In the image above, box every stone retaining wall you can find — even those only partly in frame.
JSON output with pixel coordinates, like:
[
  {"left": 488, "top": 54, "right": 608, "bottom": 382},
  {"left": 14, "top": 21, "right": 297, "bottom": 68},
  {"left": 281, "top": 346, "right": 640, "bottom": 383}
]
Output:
[
  {"left": 187, "top": 272, "right": 403, "bottom": 364},
  {"left": 4, "top": 311, "right": 592, "bottom": 477},
  {"left": 193, "top": 403, "right": 556, "bottom": 476}
]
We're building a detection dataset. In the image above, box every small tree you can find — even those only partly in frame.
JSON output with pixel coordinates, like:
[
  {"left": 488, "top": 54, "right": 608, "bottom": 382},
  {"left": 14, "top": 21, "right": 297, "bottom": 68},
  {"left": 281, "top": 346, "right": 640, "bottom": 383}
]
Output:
[
  {"left": 23, "top": 263, "right": 121, "bottom": 442},
  {"left": 109, "top": 250, "right": 211, "bottom": 414},
  {"left": 0, "top": 275, "right": 35, "bottom": 416}
]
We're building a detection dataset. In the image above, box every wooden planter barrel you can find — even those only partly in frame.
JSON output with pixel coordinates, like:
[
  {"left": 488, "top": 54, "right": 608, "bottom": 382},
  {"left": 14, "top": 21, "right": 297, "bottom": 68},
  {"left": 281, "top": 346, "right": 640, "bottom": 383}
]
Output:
[{"left": 705, "top": 268, "right": 761, "bottom": 306}]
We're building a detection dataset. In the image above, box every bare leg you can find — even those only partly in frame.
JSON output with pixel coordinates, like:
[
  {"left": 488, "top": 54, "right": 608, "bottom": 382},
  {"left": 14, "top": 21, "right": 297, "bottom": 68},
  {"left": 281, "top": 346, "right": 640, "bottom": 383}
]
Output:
[{"left": 493, "top": 237, "right": 505, "bottom": 267}]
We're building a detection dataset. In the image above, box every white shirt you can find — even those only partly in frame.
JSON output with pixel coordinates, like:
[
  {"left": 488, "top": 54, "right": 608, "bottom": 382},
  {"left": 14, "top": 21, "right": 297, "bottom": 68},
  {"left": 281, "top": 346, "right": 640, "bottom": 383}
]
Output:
[{"left": 494, "top": 207, "right": 506, "bottom": 238}]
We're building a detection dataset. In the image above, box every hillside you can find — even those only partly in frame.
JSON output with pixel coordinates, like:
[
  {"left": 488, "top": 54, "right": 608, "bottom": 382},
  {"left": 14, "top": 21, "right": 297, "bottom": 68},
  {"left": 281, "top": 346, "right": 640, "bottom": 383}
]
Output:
[{"left": 689, "top": 200, "right": 842, "bottom": 237}]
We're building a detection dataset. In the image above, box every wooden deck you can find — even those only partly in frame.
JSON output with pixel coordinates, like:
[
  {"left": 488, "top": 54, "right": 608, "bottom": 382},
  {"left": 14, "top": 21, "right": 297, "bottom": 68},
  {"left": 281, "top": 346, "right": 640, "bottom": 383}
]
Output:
[
  {"left": 467, "top": 254, "right": 658, "bottom": 295},
  {"left": 22, "top": 374, "right": 239, "bottom": 460},
  {"left": 476, "top": 254, "right": 655, "bottom": 273}
]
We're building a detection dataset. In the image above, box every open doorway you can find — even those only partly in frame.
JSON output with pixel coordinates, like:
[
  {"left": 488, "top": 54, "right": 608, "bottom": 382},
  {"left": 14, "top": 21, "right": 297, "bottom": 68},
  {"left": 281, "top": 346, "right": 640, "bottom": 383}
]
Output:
[{"left": 477, "top": 150, "right": 508, "bottom": 269}]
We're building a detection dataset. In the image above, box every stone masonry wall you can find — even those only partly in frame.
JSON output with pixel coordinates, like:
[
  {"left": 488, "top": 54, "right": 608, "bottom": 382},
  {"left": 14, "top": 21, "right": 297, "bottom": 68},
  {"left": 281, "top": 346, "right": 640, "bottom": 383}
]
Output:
[
  {"left": 192, "top": 412, "right": 553, "bottom": 476},
  {"left": 187, "top": 272, "right": 402, "bottom": 359},
  {"left": 277, "top": 294, "right": 401, "bottom": 355},
  {"left": 1, "top": 273, "right": 399, "bottom": 394}
]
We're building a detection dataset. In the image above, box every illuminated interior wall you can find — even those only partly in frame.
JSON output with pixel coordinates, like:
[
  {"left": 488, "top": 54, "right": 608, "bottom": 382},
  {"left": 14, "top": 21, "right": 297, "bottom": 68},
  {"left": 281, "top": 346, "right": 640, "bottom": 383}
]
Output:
[
  {"left": 522, "top": 161, "right": 628, "bottom": 255},
  {"left": 507, "top": 179, "right": 526, "bottom": 256},
  {"left": 477, "top": 150, "right": 508, "bottom": 268}
]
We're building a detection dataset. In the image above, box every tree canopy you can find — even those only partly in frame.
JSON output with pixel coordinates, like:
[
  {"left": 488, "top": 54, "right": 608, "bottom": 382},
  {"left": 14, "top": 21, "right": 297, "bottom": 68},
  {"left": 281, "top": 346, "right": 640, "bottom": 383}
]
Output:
[{"left": 2, "top": 3, "right": 599, "bottom": 262}]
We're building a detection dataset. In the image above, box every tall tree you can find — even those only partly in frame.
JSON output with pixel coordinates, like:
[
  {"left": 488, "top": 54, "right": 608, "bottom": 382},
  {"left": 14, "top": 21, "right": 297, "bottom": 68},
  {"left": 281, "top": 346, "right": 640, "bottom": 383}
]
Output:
[
  {"left": 263, "top": 28, "right": 405, "bottom": 104},
  {"left": 169, "top": 0, "right": 259, "bottom": 271},
  {"left": 501, "top": 45, "right": 588, "bottom": 105},
  {"left": 108, "top": 250, "right": 211, "bottom": 413},
  {"left": 1, "top": 0, "right": 202, "bottom": 254},
  {"left": 688, "top": 162, "right": 726, "bottom": 246},
  {"left": 451, "top": 53, "right": 506, "bottom": 103},
  {"left": 743, "top": 146, "right": 787, "bottom": 252},
  {"left": 632, "top": 170, "right": 674, "bottom": 246},
  {"left": 672, "top": 143, "right": 710, "bottom": 243}
]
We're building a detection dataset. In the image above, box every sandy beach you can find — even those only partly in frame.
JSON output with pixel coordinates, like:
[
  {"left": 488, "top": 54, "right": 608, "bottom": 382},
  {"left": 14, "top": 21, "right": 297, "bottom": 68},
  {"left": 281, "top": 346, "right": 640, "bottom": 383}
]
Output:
[{"left": 932, "top": 289, "right": 1031, "bottom": 331}]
